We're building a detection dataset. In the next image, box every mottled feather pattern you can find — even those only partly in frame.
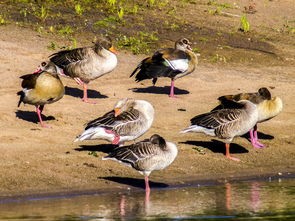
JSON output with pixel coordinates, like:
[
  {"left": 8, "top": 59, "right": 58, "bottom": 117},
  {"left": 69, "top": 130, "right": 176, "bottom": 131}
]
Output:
[
  {"left": 105, "top": 140, "right": 163, "bottom": 170},
  {"left": 49, "top": 47, "right": 89, "bottom": 69},
  {"left": 85, "top": 109, "right": 141, "bottom": 136}
]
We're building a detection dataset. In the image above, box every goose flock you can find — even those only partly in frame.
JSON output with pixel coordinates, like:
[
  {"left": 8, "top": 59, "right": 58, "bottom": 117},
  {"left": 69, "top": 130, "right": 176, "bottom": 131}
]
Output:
[{"left": 16, "top": 36, "right": 283, "bottom": 195}]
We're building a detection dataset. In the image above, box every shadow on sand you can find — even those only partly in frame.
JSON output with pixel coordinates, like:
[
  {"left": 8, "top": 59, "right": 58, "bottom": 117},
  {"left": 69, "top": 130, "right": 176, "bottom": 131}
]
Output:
[
  {"left": 129, "top": 85, "right": 189, "bottom": 95},
  {"left": 15, "top": 110, "right": 55, "bottom": 124},
  {"left": 65, "top": 86, "right": 108, "bottom": 99}
]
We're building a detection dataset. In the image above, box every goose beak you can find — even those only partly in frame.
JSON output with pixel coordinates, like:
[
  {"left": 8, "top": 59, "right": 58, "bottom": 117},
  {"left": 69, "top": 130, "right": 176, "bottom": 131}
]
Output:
[
  {"left": 109, "top": 46, "right": 118, "bottom": 54},
  {"left": 114, "top": 108, "right": 121, "bottom": 117}
]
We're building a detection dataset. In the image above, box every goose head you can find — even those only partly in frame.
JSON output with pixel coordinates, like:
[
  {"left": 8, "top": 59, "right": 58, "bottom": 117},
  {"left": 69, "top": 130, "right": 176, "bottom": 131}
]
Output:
[
  {"left": 93, "top": 36, "right": 117, "bottom": 54},
  {"left": 175, "top": 38, "right": 192, "bottom": 51}
]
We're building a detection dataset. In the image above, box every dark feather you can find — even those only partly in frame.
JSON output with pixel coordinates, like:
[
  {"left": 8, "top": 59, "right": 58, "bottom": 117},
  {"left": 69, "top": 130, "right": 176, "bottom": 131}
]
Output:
[
  {"left": 19, "top": 73, "right": 41, "bottom": 89},
  {"left": 17, "top": 91, "right": 24, "bottom": 107}
]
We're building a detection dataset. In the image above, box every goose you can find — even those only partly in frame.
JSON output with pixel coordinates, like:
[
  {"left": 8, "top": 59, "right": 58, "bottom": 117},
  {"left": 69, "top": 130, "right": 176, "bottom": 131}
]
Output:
[
  {"left": 181, "top": 100, "right": 258, "bottom": 161},
  {"left": 130, "top": 38, "right": 198, "bottom": 98},
  {"left": 17, "top": 70, "right": 65, "bottom": 128},
  {"left": 41, "top": 36, "right": 117, "bottom": 103},
  {"left": 74, "top": 98, "right": 154, "bottom": 146},
  {"left": 216, "top": 87, "right": 283, "bottom": 148},
  {"left": 102, "top": 134, "right": 178, "bottom": 198}
]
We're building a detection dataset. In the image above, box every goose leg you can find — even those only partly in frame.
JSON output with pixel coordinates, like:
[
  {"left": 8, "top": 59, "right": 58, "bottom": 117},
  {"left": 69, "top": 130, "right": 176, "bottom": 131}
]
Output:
[
  {"left": 105, "top": 129, "right": 120, "bottom": 145},
  {"left": 36, "top": 105, "right": 50, "bottom": 128},
  {"left": 225, "top": 143, "right": 240, "bottom": 161},
  {"left": 145, "top": 176, "right": 151, "bottom": 201},
  {"left": 169, "top": 79, "right": 177, "bottom": 98},
  {"left": 82, "top": 83, "right": 96, "bottom": 104},
  {"left": 253, "top": 125, "right": 264, "bottom": 148},
  {"left": 249, "top": 126, "right": 264, "bottom": 148}
]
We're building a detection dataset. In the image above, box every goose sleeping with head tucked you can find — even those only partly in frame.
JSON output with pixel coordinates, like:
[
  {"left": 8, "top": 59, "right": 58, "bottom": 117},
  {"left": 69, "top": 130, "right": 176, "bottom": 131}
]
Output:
[
  {"left": 75, "top": 98, "right": 154, "bottom": 146},
  {"left": 40, "top": 36, "right": 117, "bottom": 103},
  {"left": 102, "top": 134, "right": 178, "bottom": 199},
  {"left": 130, "top": 38, "right": 198, "bottom": 98},
  {"left": 17, "top": 69, "right": 65, "bottom": 128},
  {"left": 181, "top": 99, "right": 258, "bottom": 161},
  {"left": 215, "top": 87, "right": 283, "bottom": 148}
]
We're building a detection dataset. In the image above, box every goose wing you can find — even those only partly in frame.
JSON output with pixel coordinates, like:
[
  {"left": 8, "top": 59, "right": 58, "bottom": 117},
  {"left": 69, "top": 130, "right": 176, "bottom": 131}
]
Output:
[
  {"left": 130, "top": 48, "right": 189, "bottom": 82},
  {"left": 20, "top": 72, "right": 41, "bottom": 89},
  {"left": 49, "top": 47, "right": 90, "bottom": 69},
  {"left": 85, "top": 109, "right": 141, "bottom": 135},
  {"left": 104, "top": 141, "right": 158, "bottom": 167}
]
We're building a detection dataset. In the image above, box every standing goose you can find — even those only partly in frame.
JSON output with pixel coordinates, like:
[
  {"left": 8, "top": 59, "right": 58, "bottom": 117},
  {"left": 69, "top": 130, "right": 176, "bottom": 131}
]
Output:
[
  {"left": 75, "top": 98, "right": 154, "bottom": 146},
  {"left": 102, "top": 134, "right": 178, "bottom": 199},
  {"left": 42, "top": 36, "right": 117, "bottom": 103},
  {"left": 130, "top": 38, "right": 198, "bottom": 98},
  {"left": 181, "top": 100, "right": 258, "bottom": 161},
  {"left": 17, "top": 70, "right": 65, "bottom": 128},
  {"left": 216, "top": 87, "right": 283, "bottom": 148}
]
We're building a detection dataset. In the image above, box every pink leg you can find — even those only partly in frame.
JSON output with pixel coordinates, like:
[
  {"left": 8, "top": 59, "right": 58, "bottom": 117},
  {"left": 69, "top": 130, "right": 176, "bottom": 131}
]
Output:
[
  {"left": 144, "top": 176, "right": 150, "bottom": 202},
  {"left": 225, "top": 143, "right": 240, "bottom": 161},
  {"left": 82, "top": 83, "right": 96, "bottom": 104},
  {"left": 36, "top": 105, "right": 50, "bottom": 128},
  {"left": 249, "top": 127, "right": 264, "bottom": 149},
  {"left": 105, "top": 129, "right": 120, "bottom": 145},
  {"left": 253, "top": 126, "right": 264, "bottom": 148},
  {"left": 169, "top": 79, "right": 177, "bottom": 98}
]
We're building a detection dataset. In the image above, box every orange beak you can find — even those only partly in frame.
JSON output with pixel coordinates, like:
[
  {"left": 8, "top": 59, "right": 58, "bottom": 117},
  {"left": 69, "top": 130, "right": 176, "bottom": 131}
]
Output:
[
  {"left": 114, "top": 108, "right": 121, "bottom": 117},
  {"left": 109, "top": 46, "right": 118, "bottom": 54}
]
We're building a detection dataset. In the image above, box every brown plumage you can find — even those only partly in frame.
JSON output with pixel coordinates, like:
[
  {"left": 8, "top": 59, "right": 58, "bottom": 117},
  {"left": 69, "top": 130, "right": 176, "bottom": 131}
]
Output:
[
  {"left": 130, "top": 38, "right": 198, "bottom": 97},
  {"left": 17, "top": 70, "right": 65, "bottom": 128},
  {"left": 215, "top": 87, "right": 283, "bottom": 148},
  {"left": 41, "top": 36, "right": 117, "bottom": 103},
  {"left": 103, "top": 134, "right": 178, "bottom": 198},
  {"left": 181, "top": 100, "right": 258, "bottom": 161}
]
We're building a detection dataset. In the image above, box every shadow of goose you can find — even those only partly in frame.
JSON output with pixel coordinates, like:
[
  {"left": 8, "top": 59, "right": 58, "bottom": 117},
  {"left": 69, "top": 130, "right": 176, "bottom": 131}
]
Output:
[
  {"left": 180, "top": 139, "right": 249, "bottom": 154},
  {"left": 65, "top": 86, "right": 108, "bottom": 99},
  {"left": 15, "top": 110, "right": 55, "bottom": 124},
  {"left": 100, "top": 176, "right": 169, "bottom": 189},
  {"left": 129, "top": 86, "right": 189, "bottom": 95},
  {"left": 74, "top": 144, "right": 117, "bottom": 154}
]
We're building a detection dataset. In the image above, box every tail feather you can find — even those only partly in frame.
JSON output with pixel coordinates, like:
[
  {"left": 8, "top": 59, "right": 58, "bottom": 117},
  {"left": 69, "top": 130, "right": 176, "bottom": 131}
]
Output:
[
  {"left": 17, "top": 91, "right": 24, "bottom": 107},
  {"left": 74, "top": 127, "right": 113, "bottom": 142}
]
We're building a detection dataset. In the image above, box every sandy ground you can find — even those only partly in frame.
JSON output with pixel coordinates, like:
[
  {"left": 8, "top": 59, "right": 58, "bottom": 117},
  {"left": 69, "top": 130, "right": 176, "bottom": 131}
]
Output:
[{"left": 0, "top": 24, "right": 294, "bottom": 198}]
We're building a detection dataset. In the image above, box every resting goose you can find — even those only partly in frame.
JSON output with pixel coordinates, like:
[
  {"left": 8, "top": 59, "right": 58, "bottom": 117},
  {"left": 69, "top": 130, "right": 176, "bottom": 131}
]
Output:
[
  {"left": 102, "top": 134, "right": 178, "bottom": 199},
  {"left": 181, "top": 100, "right": 258, "bottom": 161},
  {"left": 74, "top": 98, "right": 154, "bottom": 146},
  {"left": 130, "top": 38, "right": 198, "bottom": 98},
  {"left": 17, "top": 70, "right": 65, "bottom": 128},
  {"left": 216, "top": 87, "right": 283, "bottom": 148},
  {"left": 42, "top": 36, "right": 117, "bottom": 103}
]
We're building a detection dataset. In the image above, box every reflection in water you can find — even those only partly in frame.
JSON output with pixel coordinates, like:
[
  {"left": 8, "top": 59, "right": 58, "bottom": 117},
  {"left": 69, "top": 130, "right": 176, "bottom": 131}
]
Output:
[{"left": 0, "top": 179, "right": 294, "bottom": 220}]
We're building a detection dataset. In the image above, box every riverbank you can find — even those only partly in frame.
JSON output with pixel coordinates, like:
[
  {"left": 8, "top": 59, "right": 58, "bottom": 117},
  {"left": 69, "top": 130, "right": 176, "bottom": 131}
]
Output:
[{"left": 0, "top": 23, "right": 294, "bottom": 198}]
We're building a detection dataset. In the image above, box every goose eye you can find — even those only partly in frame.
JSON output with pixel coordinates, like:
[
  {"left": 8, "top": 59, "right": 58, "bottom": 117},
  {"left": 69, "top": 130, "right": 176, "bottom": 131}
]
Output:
[
  {"left": 41, "top": 62, "right": 47, "bottom": 67},
  {"left": 183, "top": 39, "right": 188, "bottom": 44}
]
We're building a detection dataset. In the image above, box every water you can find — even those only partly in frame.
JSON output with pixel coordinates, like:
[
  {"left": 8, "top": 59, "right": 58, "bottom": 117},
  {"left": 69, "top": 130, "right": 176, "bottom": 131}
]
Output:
[{"left": 0, "top": 178, "right": 294, "bottom": 220}]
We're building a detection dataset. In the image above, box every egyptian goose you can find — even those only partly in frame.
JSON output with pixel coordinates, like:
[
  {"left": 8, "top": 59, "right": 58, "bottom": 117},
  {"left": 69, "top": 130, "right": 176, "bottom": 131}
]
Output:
[
  {"left": 102, "top": 134, "right": 178, "bottom": 199},
  {"left": 181, "top": 100, "right": 258, "bottom": 161},
  {"left": 130, "top": 38, "right": 198, "bottom": 98},
  {"left": 216, "top": 87, "right": 283, "bottom": 148},
  {"left": 42, "top": 36, "right": 117, "bottom": 103},
  {"left": 74, "top": 98, "right": 154, "bottom": 146},
  {"left": 17, "top": 70, "right": 65, "bottom": 128}
]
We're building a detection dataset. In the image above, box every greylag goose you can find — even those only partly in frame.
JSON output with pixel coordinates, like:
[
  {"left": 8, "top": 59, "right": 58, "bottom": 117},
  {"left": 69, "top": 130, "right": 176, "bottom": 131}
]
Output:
[
  {"left": 41, "top": 36, "right": 117, "bottom": 103},
  {"left": 74, "top": 98, "right": 154, "bottom": 146},
  {"left": 17, "top": 70, "right": 65, "bottom": 128},
  {"left": 130, "top": 38, "right": 198, "bottom": 98},
  {"left": 216, "top": 87, "right": 283, "bottom": 148},
  {"left": 181, "top": 100, "right": 258, "bottom": 161},
  {"left": 102, "top": 134, "right": 178, "bottom": 199}
]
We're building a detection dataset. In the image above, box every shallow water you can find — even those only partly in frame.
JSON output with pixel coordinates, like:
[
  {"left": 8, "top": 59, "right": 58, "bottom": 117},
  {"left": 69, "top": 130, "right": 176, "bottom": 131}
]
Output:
[{"left": 0, "top": 178, "right": 294, "bottom": 221}]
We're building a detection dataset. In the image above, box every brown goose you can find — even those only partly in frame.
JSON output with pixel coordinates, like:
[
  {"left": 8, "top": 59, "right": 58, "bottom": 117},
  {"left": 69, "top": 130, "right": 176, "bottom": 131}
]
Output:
[
  {"left": 216, "top": 87, "right": 283, "bottom": 148},
  {"left": 74, "top": 98, "right": 154, "bottom": 146},
  {"left": 181, "top": 100, "right": 258, "bottom": 161},
  {"left": 17, "top": 70, "right": 65, "bottom": 128},
  {"left": 102, "top": 134, "right": 178, "bottom": 198},
  {"left": 41, "top": 36, "right": 117, "bottom": 103},
  {"left": 130, "top": 38, "right": 198, "bottom": 98}
]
